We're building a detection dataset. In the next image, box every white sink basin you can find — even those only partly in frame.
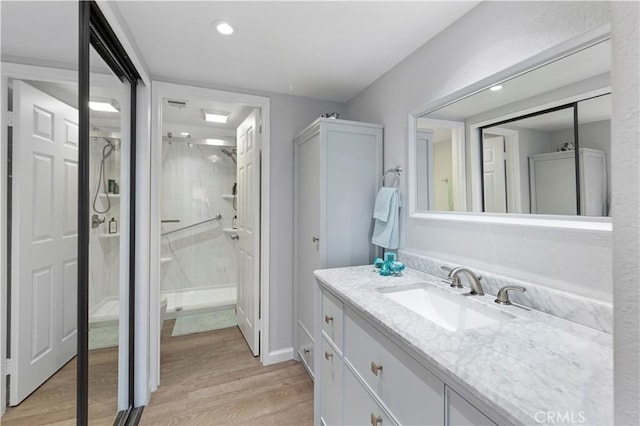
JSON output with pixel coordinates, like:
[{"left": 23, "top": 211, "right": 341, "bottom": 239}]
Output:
[{"left": 380, "top": 284, "right": 515, "bottom": 332}]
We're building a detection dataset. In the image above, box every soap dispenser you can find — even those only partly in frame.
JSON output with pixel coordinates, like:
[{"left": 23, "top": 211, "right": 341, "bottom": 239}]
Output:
[{"left": 109, "top": 218, "right": 118, "bottom": 234}]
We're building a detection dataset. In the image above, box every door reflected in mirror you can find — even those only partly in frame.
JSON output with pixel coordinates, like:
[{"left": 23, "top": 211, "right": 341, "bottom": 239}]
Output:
[{"left": 413, "top": 39, "right": 611, "bottom": 217}]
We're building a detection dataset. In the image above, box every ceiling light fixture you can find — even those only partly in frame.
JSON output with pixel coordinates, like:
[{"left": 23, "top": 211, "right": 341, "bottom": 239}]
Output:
[
  {"left": 490, "top": 85, "right": 503, "bottom": 92},
  {"left": 214, "top": 20, "right": 234, "bottom": 35},
  {"left": 89, "top": 99, "right": 120, "bottom": 112},
  {"left": 204, "top": 139, "right": 230, "bottom": 146},
  {"left": 202, "top": 110, "right": 229, "bottom": 124}
]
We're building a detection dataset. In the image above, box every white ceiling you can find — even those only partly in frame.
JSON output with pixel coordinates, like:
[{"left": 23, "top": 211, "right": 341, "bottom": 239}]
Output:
[
  {"left": 162, "top": 98, "right": 254, "bottom": 142},
  {"left": 116, "top": 1, "right": 479, "bottom": 102}
]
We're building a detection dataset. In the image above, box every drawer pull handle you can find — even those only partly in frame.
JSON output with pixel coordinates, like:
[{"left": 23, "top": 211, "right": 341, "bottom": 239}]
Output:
[
  {"left": 324, "top": 351, "right": 334, "bottom": 360},
  {"left": 370, "top": 413, "right": 382, "bottom": 426},
  {"left": 324, "top": 315, "right": 334, "bottom": 324},
  {"left": 370, "top": 361, "right": 383, "bottom": 376}
]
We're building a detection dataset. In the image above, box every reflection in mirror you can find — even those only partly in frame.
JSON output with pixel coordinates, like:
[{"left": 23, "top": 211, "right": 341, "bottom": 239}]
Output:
[
  {"left": 413, "top": 39, "right": 611, "bottom": 217},
  {"left": 88, "top": 45, "right": 125, "bottom": 424},
  {"left": 1, "top": 1, "right": 78, "bottom": 424},
  {"left": 481, "top": 105, "right": 576, "bottom": 214},
  {"left": 415, "top": 119, "right": 465, "bottom": 211}
]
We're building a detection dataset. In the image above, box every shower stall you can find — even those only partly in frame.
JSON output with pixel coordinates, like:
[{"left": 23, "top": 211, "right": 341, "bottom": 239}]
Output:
[
  {"left": 87, "top": 134, "right": 122, "bottom": 347},
  {"left": 160, "top": 139, "right": 238, "bottom": 318}
]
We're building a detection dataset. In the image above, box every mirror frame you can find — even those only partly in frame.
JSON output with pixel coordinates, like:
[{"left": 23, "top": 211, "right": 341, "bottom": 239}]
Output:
[{"left": 408, "top": 24, "right": 612, "bottom": 231}]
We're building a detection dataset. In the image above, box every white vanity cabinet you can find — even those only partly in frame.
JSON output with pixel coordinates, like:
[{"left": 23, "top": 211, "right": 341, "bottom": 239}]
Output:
[
  {"left": 294, "top": 118, "right": 383, "bottom": 378},
  {"left": 446, "top": 387, "right": 496, "bottom": 426},
  {"left": 316, "top": 287, "right": 500, "bottom": 426},
  {"left": 529, "top": 148, "right": 607, "bottom": 216}
]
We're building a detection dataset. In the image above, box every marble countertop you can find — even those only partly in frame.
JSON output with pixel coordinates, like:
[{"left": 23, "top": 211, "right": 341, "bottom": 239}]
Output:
[{"left": 314, "top": 266, "right": 613, "bottom": 426}]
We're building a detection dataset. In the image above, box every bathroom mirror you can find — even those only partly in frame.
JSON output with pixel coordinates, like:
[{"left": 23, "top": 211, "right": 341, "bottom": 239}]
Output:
[{"left": 411, "top": 37, "right": 611, "bottom": 219}]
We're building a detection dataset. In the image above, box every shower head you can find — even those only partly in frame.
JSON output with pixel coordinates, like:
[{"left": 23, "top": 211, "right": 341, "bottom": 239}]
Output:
[
  {"left": 102, "top": 138, "right": 117, "bottom": 159},
  {"left": 221, "top": 148, "right": 237, "bottom": 164}
]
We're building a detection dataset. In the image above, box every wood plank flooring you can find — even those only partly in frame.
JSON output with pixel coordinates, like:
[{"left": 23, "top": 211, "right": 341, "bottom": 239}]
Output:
[
  {"left": 140, "top": 321, "right": 313, "bottom": 426},
  {"left": 2, "top": 346, "right": 119, "bottom": 425}
]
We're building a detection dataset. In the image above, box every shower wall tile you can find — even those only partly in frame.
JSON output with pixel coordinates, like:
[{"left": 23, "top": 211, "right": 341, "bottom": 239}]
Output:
[
  {"left": 89, "top": 137, "right": 121, "bottom": 315},
  {"left": 160, "top": 142, "right": 238, "bottom": 292}
]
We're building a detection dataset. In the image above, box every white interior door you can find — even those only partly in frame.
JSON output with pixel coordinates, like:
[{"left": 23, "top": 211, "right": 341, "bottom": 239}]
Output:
[
  {"left": 482, "top": 135, "right": 507, "bottom": 213},
  {"left": 10, "top": 81, "right": 78, "bottom": 405},
  {"left": 236, "top": 109, "right": 261, "bottom": 356}
]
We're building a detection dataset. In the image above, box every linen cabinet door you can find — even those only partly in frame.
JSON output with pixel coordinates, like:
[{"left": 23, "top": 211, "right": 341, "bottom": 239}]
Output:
[{"left": 295, "top": 132, "right": 321, "bottom": 376}]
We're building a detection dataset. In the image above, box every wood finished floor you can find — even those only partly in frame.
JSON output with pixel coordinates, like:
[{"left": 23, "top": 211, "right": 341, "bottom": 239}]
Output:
[
  {"left": 2, "top": 346, "right": 119, "bottom": 425},
  {"left": 140, "top": 320, "right": 313, "bottom": 426}
]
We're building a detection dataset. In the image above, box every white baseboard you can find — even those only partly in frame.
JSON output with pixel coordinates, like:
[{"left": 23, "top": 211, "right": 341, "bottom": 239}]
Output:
[{"left": 263, "top": 347, "right": 294, "bottom": 366}]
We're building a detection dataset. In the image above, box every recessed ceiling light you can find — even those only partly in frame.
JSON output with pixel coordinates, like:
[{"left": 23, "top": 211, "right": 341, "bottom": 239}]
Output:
[
  {"left": 490, "top": 85, "right": 503, "bottom": 92},
  {"left": 204, "top": 139, "right": 229, "bottom": 146},
  {"left": 202, "top": 110, "right": 229, "bottom": 124},
  {"left": 214, "top": 20, "right": 234, "bottom": 35},
  {"left": 89, "top": 99, "right": 119, "bottom": 112}
]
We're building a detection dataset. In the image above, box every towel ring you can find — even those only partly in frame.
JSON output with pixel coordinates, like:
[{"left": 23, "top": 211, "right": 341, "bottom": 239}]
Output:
[{"left": 381, "top": 166, "right": 403, "bottom": 188}]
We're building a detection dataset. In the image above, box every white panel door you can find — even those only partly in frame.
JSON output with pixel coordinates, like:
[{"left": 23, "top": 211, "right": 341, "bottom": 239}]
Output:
[
  {"left": 10, "top": 81, "right": 78, "bottom": 405},
  {"left": 236, "top": 109, "right": 261, "bottom": 356},
  {"left": 482, "top": 135, "right": 507, "bottom": 213}
]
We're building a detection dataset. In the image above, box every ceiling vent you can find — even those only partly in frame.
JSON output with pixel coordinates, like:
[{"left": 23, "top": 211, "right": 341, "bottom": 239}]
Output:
[{"left": 164, "top": 98, "right": 189, "bottom": 109}]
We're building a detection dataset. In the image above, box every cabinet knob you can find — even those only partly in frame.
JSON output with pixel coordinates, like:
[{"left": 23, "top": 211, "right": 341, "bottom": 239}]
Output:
[
  {"left": 312, "top": 236, "right": 320, "bottom": 243},
  {"left": 324, "top": 351, "right": 333, "bottom": 360},
  {"left": 303, "top": 348, "right": 310, "bottom": 356},
  {"left": 230, "top": 233, "right": 239, "bottom": 240},
  {"left": 370, "top": 413, "right": 382, "bottom": 426},
  {"left": 324, "top": 315, "right": 334, "bottom": 324},
  {"left": 370, "top": 361, "right": 383, "bottom": 376}
]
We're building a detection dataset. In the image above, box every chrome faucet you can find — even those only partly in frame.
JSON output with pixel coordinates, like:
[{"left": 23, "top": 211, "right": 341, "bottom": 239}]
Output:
[{"left": 444, "top": 266, "right": 484, "bottom": 295}]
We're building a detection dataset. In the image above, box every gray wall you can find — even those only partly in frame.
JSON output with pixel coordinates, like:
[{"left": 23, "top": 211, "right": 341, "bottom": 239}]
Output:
[
  {"left": 611, "top": 1, "right": 640, "bottom": 423},
  {"left": 346, "top": 1, "right": 613, "bottom": 301},
  {"left": 266, "top": 93, "right": 347, "bottom": 353}
]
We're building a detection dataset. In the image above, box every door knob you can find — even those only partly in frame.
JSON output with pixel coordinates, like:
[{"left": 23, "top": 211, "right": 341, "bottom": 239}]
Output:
[{"left": 230, "top": 234, "right": 239, "bottom": 240}]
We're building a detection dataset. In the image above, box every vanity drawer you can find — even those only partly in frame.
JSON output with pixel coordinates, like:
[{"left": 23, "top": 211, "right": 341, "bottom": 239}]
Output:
[
  {"left": 344, "top": 368, "right": 395, "bottom": 426},
  {"left": 445, "top": 386, "right": 496, "bottom": 425},
  {"left": 320, "top": 337, "right": 343, "bottom": 426},
  {"left": 297, "top": 321, "right": 314, "bottom": 378},
  {"left": 322, "top": 291, "right": 344, "bottom": 352},
  {"left": 345, "top": 308, "right": 444, "bottom": 425}
]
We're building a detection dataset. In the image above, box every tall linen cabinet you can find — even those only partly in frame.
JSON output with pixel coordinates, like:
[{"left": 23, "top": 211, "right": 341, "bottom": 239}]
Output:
[{"left": 294, "top": 118, "right": 383, "bottom": 378}]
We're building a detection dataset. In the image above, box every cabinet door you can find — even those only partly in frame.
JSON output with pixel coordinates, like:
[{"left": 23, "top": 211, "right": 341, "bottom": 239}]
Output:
[
  {"left": 296, "top": 132, "right": 321, "bottom": 375},
  {"left": 344, "top": 369, "right": 395, "bottom": 426},
  {"left": 325, "top": 124, "right": 381, "bottom": 267},
  {"left": 322, "top": 291, "right": 344, "bottom": 354},
  {"left": 320, "top": 337, "right": 343, "bottom": 425},
  {"left": 446, "top": 387, "right": 496, "bottom": 426}
]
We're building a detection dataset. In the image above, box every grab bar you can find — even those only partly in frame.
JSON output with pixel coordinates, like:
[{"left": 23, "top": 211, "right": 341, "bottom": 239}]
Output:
[
  {"left": 161, "top": 219, "right": 180, "bottom": 223},
  {"left": 161, "top": 214, "right": 222, "bottom": 236}
]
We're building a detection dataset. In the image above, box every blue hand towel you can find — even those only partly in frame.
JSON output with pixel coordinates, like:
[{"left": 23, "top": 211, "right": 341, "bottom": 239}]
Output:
[
  {"left": 372, "top": 187, "right": 401, "bottom": 249},
  {"left": 373, "top": 187, "right": 397, "bottom": 222}
]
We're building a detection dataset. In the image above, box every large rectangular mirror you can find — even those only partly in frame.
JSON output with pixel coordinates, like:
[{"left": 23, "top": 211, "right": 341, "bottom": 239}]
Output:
[{"left": 411, "top": 37, "right": 611, "bottom": 219}]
